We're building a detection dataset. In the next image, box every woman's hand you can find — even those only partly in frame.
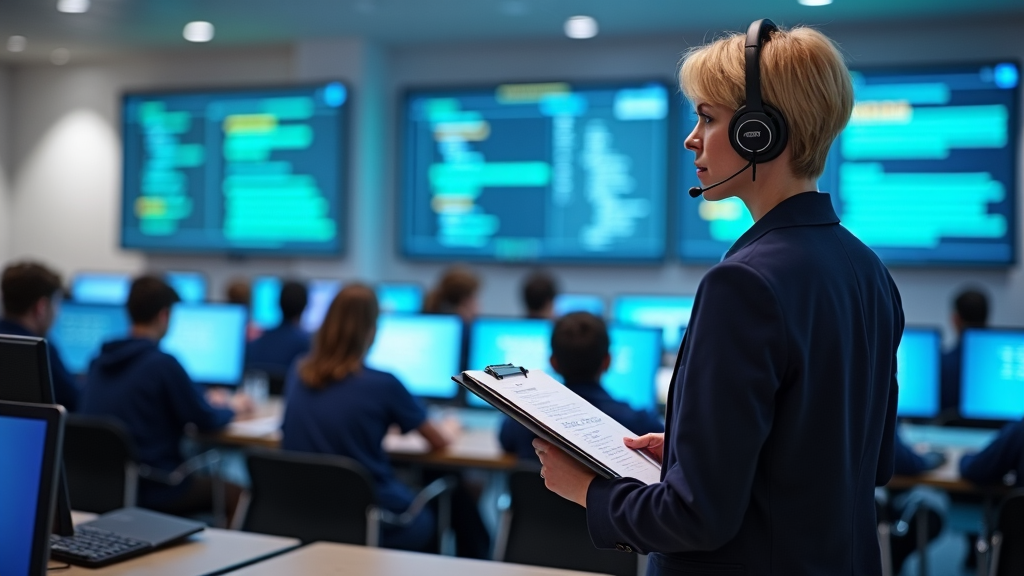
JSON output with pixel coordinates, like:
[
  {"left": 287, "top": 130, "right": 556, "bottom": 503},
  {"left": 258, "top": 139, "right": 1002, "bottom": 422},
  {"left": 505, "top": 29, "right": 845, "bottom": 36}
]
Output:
[
  {"left": 624, "top": 433, "right": 665, "bottom": 465},
  {"left": 533, "top": 438, "right": 596, "bottom": 507}
]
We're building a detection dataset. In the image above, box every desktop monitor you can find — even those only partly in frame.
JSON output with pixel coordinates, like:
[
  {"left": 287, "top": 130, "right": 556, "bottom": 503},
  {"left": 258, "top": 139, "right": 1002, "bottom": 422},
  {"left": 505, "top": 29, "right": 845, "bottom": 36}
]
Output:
[
  {"left": 376, "top": 283, "right": 425, "bottom": 314},
  {"left": 300, "top": 279, "right": 344, "bottom": 333},
  {"left": 960, "top": 328, "right": 1024, "bottom": 421},
  {"left": 401, "top": 81, "right": 670, "bottom": 263},
  {"left": 160, "top": 303, "right": 248, "bottom": 386},
  {"left": 604, "top": 325, "right": 662, "bottom": 413},
  {"left": 365, "top": 314, "right": 463, "bottom": 399},
  {"left": 466, "top": 318, "right": 553, "bottom": 408},
  {"left": 895, "top": 327, "right": 941, "bottom": 419},
  {"left": 0, "top": 401, "right": 65, "bottom": 576},
  {"left": 611, "top": 295, "right": 694, "bottom": 353},
  {"left": 47, "top": 303, "right": 131, "bottom": 375},
  {"left": 251, "top": 276, "right": 282, "bottom": 330},
  {"left": 678, "top": 62, "right": 1021, "bottom": 266},
  {"left": 164, "top": 271, "right": 207, "bottom": 304},
  {"left": 70, "top": 273, "right": 131, "bottom": 305},
  {"left": 553, "top": 294, "right": 605, "bottom": 317},
  {"left": 121, "top": 82, "right": 348, "bottom": 256}
]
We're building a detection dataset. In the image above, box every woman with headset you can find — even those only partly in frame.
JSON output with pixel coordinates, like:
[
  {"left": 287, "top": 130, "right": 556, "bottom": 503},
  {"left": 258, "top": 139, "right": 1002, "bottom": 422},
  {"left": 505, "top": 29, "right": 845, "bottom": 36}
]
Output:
[{"left": 534, "top": 21, "right": 904, "bottom": 575}]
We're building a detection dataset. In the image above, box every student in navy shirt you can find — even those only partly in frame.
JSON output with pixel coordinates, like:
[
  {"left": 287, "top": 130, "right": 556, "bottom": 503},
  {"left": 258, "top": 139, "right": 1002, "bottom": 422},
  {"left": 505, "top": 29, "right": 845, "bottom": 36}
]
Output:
[
  {"left": 282, "top": 283, "right": 452, "bottom": 552},
  {"left": 521, "top": 270, "right": 558, "bottom": 320},
  {"left": 0, "top": 261, "right": 79, "bottom": 411},
  {"left": 960, "top": 420, "right": 1024, "bottom": 485},
  {"left": 81, "top": 276, "right": 253, "bottom": 521},
  {"left": 500, "top": 312, "right": 663, "bottom": 461},
  {"left": 939, "top": 288, "right": 989, "bottom": 415},
  {"left": 246, "top": 280, "right": 312, "bottom": 378}
]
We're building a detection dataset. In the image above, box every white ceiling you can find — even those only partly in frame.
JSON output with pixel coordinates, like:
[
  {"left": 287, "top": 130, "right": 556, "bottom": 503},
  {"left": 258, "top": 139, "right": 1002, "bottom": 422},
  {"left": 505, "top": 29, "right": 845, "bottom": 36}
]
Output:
[{"left": 1, "top": 0, "right": 1022, "bottom": 61}]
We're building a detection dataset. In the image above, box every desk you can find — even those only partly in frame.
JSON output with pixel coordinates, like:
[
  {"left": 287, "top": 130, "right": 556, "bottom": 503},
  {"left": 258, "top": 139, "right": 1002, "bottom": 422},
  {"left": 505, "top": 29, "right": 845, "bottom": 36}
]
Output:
[
  {"left": 213, "top": 399, "right": 519, "bottom": 470},
  {"left": 51, "top": 512, "right": 300, "bottom": 576},
  {"left": 887, "top": 425, "right": 1000, "bottom": 493},
  {"left": 223, "top": 541, "right": 609, "bottom": 576}
]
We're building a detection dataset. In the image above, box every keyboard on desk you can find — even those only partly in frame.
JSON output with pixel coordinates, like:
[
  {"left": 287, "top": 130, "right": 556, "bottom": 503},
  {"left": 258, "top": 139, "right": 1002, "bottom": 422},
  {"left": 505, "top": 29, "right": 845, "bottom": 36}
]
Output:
[{"left": 50, "top": 525, "right": 152, "bottom": 567}]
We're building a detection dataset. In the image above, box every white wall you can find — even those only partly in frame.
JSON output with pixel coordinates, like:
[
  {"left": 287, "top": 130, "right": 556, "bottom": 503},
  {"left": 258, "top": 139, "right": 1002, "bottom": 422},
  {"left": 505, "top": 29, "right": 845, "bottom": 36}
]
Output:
[
  {"left": 3, "top": 15, "right": 1023, "bottom": 342},
  {"left": 0, "top": 65, "right": 12, "bottom": 262}
]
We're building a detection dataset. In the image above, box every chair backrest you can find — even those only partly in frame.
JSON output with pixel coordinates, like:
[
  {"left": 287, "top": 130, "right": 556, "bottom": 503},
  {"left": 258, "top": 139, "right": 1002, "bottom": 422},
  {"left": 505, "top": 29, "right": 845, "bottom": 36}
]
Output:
[
  {"left": 992, "top": 488, "right": 1024, "bottom": 575},
  {"left": 499, "top": 468, "right": 637, "bottom": 576},
  {"left": 63, "top": 415, "right": 139, "bottom": 513},
  {"left": 243, "top": 449, "right": 377, "bottom": 544}
]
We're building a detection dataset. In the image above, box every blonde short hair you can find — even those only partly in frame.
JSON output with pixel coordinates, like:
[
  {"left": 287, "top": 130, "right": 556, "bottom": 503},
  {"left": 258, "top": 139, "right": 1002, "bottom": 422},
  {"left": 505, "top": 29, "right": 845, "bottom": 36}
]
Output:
[{"left": 679, "top": 26, "right": 853, "bottom": 179}]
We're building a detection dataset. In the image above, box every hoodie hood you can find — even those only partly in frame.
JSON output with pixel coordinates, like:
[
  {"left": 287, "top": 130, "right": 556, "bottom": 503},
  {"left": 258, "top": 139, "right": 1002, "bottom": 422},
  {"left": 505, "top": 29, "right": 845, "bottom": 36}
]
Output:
[{"left": 94, "top": 338, "right": 160, "bottom": 372}]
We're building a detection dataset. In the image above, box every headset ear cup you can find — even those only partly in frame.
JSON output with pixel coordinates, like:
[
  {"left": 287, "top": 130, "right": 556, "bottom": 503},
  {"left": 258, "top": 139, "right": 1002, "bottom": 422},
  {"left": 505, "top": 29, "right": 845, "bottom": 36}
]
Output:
[
  {"left": 728, "top": 105, "right": 751, "bottom": 160},
  {"left": 761, "top": 103, "right": 789, "bottom": 162}
]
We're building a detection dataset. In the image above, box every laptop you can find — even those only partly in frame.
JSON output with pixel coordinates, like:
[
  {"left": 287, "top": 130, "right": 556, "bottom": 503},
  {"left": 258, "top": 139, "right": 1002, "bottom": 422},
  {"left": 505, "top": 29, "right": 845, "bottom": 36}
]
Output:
[{"left": 50, "top": 507, "right": 205, "bottom": 567}]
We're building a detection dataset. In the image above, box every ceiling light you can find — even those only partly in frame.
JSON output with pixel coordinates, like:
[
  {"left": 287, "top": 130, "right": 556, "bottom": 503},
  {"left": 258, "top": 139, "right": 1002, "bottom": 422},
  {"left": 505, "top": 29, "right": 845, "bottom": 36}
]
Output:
[
  {"left": 50, "top": 48, "right": 71, "bottom": 65},
  {"left": 183, "top": 21, "right": 215, "bottom": 43},
  {"left": 56, "top": 0, "right": 90, "bottom": 13},
  {"left": 564, "top": 15, "right": 598, "bottom": 39},
  {"left": 797, "top": 0, "right": 833, "bottom": 5},
  {"left": 6, "top": 36, "right": 27, "bottom": 52}
]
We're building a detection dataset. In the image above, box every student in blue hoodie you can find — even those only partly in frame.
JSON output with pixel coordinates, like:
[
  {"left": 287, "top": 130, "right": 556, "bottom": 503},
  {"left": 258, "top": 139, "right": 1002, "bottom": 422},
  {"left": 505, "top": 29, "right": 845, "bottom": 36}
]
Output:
[
  {"left": 245, "top": 279, "right": 312, "bottom": 378},
  {"left": 81, "top": 275, "right": 252, "bottom": 521},
  {"left": 499, "top": 312, "right": 664, "bottom": 461}
]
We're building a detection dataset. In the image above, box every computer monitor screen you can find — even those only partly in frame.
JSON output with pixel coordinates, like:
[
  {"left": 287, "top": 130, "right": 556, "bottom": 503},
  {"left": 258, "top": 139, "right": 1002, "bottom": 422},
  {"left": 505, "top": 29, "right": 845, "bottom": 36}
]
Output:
[
  {"left": 71, "top": 273, "right": 131, "bottom": 305},
  {"left": 401, "top": 81, "right": 669, "bottom": 262},
  {"left": 604, "top": 325, "right": 661, "bottom": 413},
  {"left": 895, "top": 327, "right": 941, "bottom": 418},
  {"left": 678, "top": 62, "right": 1020, "bottom": 265},
  {"left": 121, "top": 82, "right": 348, "bottom": 255},
  {"left": 467, "top": 318, "right": 553, "bottom": 407},
  {"left": 165, "top": 271, "right": 207, "bottom": 304},
  {"left": 376, "top": 283, "right": 425, "bottom": 314},
  {"left": 251, "top": 276, "right": 282, "bottom": 330},
  {"left": 553, "top": 294, "right": 605, "bottom": 317},
  {"left": 48, "top": 303, "right": 130, "bottom": 375},
  {"left": 365, "top": 314, "right": 463, "bottom": 399},
  {"left": 300, "top": 279, "right": 343, "bottom": 333},
  {"left": 160, "top": 303, "right": 247, "bottom": 385},
  {"left": 612, "top": 295, "right": 694, "bottom": 353},
  {"left": 960, "top": 329, "right": 1024, "bottom": 420}
]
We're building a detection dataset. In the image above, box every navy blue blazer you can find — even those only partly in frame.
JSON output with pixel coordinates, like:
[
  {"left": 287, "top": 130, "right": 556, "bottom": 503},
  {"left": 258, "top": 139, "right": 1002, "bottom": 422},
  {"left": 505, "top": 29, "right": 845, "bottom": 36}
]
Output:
[
  {"left": 586, "top": 193, "right": 903, "bottom": 576},
  {"left": 0, "top": 318, "right": 80, "bottom": 411}
]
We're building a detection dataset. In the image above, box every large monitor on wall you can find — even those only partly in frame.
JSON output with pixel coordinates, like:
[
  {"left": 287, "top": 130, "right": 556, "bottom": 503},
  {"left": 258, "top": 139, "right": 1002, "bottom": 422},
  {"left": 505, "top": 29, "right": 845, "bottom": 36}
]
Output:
[
  {"left": 960, "top": 328, "right": 1024, "bottom": 421},
  {"left": 365, "top": 314, "right": 463, "bottom": 400},
  {"left": 895, "top": 327, "right": 941, "bottom": 419},
  {"left": 121, "top": 82, "right": 348, "bottom": 255},
  {"left": 401, "top": 81, "right": 670, "bottom": 262},
  {"left": 677, "top": 62, "right": 1020, "bottom": 265}
]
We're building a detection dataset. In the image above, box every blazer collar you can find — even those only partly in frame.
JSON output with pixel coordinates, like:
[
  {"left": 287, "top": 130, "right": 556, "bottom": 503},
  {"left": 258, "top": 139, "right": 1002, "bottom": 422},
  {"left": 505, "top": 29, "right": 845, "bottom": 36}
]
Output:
[{"left": 724, "top": 192, "right": 840, "bottom": 259}]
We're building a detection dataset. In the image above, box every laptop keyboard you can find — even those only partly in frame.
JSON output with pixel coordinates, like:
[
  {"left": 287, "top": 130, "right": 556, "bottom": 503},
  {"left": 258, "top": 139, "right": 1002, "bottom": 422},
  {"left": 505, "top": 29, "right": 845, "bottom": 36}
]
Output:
[{"left": 50, "top": 525, "right": 152, "bottom": 567}]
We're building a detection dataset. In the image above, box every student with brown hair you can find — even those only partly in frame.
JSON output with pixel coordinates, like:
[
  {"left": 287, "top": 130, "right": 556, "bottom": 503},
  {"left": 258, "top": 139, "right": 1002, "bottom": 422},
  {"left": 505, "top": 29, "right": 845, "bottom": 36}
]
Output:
[{"left": 422, "top": 265, "right": 480, "bottom": 322}]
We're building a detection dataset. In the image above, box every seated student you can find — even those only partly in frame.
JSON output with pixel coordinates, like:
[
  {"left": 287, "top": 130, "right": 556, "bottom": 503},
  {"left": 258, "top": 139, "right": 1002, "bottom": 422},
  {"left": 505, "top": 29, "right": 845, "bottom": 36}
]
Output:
[
  {"left": 940, "top": 287, "right": 989, "bottom": 414},
  {"left": 0, "top": 261, "right": 79, "bottom": 411},
  {"left": 225, "top": 277, "right": 262, "bottom": 341},
  {"left": 959, "top": 419, "right": 1024, "bottom": 485},
  {"left": 245, "top": 280, "right": 311, "bottom": 378},
  {"left": 281, "top": 283, "right": 451, "bottom": 552},
  {"left": 521, "top": 270, "right": 558, "bottom": 320},
  {"left": 499, "top": 312, "right": 664, "bottom": 461},
  {"left": 81, "top": 276, "right": 252, "bottom": 521}
]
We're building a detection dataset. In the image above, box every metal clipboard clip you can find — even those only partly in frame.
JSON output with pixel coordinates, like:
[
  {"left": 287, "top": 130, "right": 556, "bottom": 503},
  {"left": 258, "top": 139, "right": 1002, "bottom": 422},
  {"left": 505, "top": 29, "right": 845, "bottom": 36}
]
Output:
[{"left": 484, "top": 363, "right": 529, "bottom": 380}]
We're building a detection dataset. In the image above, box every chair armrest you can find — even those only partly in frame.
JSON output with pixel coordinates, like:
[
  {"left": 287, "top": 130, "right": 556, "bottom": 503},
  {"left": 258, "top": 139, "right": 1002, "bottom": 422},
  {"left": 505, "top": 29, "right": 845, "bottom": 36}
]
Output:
[
  {"left": 138, "top": 450, "right": 221, "bottom": 486},
  {"left": 379, "top": 476, "right": 455, "bottom": 526}
]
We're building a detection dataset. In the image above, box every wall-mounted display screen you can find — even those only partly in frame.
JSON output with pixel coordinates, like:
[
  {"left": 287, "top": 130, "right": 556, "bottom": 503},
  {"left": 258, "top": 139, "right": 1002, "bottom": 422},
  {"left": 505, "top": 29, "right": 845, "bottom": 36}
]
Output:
[
  {"left": 677, "top": 62, "right": 1020, "bottom": 266},
  {"left": 121, "top": 83, "right": 347, "bottom": 255},
  {"left": 402, "top": 81, "right": 670, "bottom": 262}
]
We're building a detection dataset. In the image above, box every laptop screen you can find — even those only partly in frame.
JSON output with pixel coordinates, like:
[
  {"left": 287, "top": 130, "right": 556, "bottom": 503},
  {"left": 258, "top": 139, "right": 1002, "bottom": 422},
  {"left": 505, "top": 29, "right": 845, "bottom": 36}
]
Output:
[
  {"left": 48, "top": 303, "right": 131, "bottom": 375},
  {"left": 960, "top": 329, "right": 1024, "bottom": 421},
  {"left": 895, "top": 327, "right": 941, "bottom": 419},
  {"left": 365, "top": 314, "right": 463, "bottom": 399},
  {"left": 161, "top": 304, "right": 248, "bottom": 386}
]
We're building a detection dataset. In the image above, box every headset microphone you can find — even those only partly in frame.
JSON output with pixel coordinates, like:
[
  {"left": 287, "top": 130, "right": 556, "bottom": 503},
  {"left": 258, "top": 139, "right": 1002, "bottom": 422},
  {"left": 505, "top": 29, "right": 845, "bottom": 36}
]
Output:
[{"left": 688, "top": 159, "right": 754, "bottom": 198}]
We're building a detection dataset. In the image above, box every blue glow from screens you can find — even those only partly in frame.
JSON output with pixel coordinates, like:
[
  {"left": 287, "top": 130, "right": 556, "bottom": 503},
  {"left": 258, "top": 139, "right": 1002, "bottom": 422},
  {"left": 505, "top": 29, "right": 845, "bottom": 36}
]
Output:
[
  {"left": 402, "top": 81, "right": 669, "bottom": 262},
  {"left": 161, "top": 304, "right": 247, "bottom": 385},
  {"left": 48, "top": 303, "right": 130, "bottom": 374},
  {"left": 71, "top": 273, "right": 130, "bottom": 305},
  {"left": 553, "top": 293, "right": 605, "bottom": 317},
  {"left": 603, "top": 325, "right": 661, "bottom": 412},
  {"left": 365, "top": 314, "right": 463, "bottom": 398},
  {"left": 960, "top": 329, "right": 1024, "bottom": 420},
  {"left": 121, "top": 83, "right": 346, "bottom": 255},
  {"left": 376, "top": 283, "right": 425, "bottom": 314},
  {"left": 165, "top": 271, "right": 207, "bottom": 304},
  {"left": 0, "top": 415, "right": 47, "bottom": 576},
  {"left": 300, "top": 280, "right": 343, "bottom": 333},
  {"left": 251, "top": 276, "right": 282, "bottom": 330},
  {"left": 895, "top": 328, "right": 940, "bottom": 418},
  {"left": 678, "top": 62, "right": 1020, "bottom": 265},
  {"left": 612, "top": 295, "right": 691, "bottom": 352}
]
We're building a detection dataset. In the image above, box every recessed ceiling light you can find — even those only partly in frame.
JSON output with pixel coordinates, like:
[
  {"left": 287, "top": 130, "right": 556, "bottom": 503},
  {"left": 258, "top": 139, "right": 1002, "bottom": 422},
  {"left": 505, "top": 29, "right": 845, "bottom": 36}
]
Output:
[
  {"left": 56, "top": 0, "right": 90, "bottom": 14},
  {"left": 564, "top": 15, "right": 598, "bottom": 39},
  {"left": 50, "top": 48, "right": 71, "bottom": 65},
  {"left": 798, "top": 0, "right": 833, "bottom": 5},
  {"left": 6, "top": 36, "right": 27, "bottom": 52},
  {"left": 183, "top": 21, "right": 215, "bottom": 43}
]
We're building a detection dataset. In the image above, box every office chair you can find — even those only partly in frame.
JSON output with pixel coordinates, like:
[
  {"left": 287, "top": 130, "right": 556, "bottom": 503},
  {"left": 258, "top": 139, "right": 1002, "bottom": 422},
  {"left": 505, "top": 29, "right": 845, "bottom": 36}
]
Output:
[
  {"left": 494, "top": 466, "right": 638, "bottom": 576},
  {"left": 978, "top": 488, "right": 1024, "bottom": 576},
  {"left": 63, "top": 415, "right": 226, "bottom": 526},
  {"left": 240, "top": 449, "right": 453, "bottom": 548}
]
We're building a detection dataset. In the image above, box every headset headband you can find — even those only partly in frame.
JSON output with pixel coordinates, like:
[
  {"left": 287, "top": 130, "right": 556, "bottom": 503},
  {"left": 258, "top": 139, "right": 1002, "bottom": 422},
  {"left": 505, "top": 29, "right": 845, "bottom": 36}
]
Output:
[{"left": 744, "top": 19, "right": 777, "bottom": 113}]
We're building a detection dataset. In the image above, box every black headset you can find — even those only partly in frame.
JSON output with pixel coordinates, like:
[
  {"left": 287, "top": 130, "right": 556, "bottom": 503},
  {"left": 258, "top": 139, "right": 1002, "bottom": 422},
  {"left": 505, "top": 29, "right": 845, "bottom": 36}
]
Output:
[{"left": 727, "top": 19, "right": 789, "bottom": 164}]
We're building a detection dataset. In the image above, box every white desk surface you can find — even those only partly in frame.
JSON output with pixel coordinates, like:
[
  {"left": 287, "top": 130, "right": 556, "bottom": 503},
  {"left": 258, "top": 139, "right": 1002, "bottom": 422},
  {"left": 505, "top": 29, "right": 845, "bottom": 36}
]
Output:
[
  {"left": 50, "top": 512, "right": 299, "bottom": 576},
  {"left": 223, "top": 542, "right": 611, "bottom": 576}
]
